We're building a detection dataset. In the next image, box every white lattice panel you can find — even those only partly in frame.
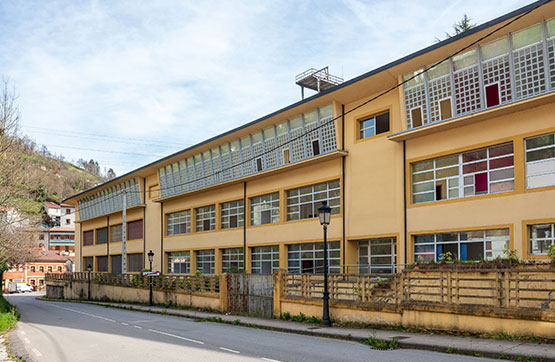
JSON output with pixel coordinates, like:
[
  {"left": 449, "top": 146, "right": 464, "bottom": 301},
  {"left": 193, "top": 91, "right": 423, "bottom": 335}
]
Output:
[
  {"left": 276, "top": 133, "right": 289, "bottom": 165},
  {"left": 304, "top": 122, "right": 319, "bottom": 157},
  {"left": 404, "top": 84, "right": 427, "bottom": 127},
  {"left": 194, "top": 162, "right": 203, "bottom": 189},
  {"left": 178, "top": 164, "right": 187, "bottom": 193},
  {"left": 242, "top": 147, "right": 253, "bottom": 175},
  {"left": 264, "top": 138, "right": 277, "bottom": 168},
  {"left": 547, "top": 38, "right": 555, "bottom": 89},
  {"left": 514, "top": 43, "right": 546, "bottom": 99},
  {"left": 220, "top": 152, "right": 232, "bottom": 181},
  {"left": 171, "top": 164, "right": 180, "bottom": 194},
  {"left": 454, "top": 66, "right": 481, "bottom": 115},
  {"left": 482, "top": 55, "right": 512, "bottom": 104},
  {"left": 211, "top": 155, "right": 222, "bottom": 183},
  {"left": 428, "top": 75, "right": 452, "bottom": 122},
  {"left": 231, "top": 151, "right": 241, "bottom": 178},
  {"left": 320, "top": 117, "right": 336, "bottom": 153},
  {"left": 289, "top": 127, "right": 305, "bottom": 162},
  {"left": 186, "top": 165, "right": 194, "bottom": 191},
  {"left": 203, "top": 160, "right": 212, "bottom": 186},
  {"left": 251, "top": 142, "right": 264, "bottom": 170}
]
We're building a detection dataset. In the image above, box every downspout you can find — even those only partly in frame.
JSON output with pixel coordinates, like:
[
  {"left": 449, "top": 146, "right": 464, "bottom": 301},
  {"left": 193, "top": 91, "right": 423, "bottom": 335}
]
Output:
[
  {"left": 143, "top": 178, "right": 146, "bottom": 270},
  {"left": 106, "top": 215, "right": 109, "bottom": 270},
  {"left": 160, "top": 202, "right": 164, "bottom": 275},
  {"left": 403, "top": 140, "right": 408, "bottom": 270},
  {"left": 243, "top": 182, "right": 247, "bottom": 270},
  {"left": 341, "top": 104, "right": 346, "bottom": 273}
]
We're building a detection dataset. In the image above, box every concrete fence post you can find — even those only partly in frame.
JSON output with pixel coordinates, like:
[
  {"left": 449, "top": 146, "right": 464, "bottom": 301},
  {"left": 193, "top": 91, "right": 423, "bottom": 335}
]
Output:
[
  {"left": 219, "top": 274, "right": 228, "bottom": 313},
  {"left": 273, "top": 270, "right": 284, "bottom": 318}
]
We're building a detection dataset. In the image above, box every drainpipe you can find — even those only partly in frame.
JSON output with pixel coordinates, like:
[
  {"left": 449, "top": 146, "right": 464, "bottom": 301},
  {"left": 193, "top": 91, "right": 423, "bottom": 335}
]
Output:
[
  {"left": 341, "top": 104, "right": 346, "bottom": 273},
  {"left": 243, "top": 182, "right": 247, "bottom": 272},
  {"left": 403, "top": 140, "right": 408, "bottom": 270}
]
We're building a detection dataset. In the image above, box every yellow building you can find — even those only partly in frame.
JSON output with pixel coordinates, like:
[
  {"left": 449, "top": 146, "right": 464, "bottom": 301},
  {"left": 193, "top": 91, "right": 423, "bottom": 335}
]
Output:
[{"left": 65, "top": 1, "right": 555, "bottom": 275}]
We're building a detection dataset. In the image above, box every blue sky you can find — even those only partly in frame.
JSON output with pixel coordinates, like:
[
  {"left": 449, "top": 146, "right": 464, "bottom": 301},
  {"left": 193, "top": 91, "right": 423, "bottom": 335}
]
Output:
[{"left": 0, "top": 0, "right": 532, "bottom": 176}]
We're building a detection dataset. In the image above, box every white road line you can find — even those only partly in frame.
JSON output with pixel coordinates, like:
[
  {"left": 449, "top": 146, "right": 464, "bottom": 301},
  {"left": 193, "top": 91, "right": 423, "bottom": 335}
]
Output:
[
  {"left": 219, "top": 347, "right": 240, "bottom": 354},
  {"left": 147, "top": 329, "right": 204, "bottom": 345},
  {"left": 23, "top": 337, "right": 31, "bottom": 344},
  {"left": 130, "top": 320, "right": 154, "bottom": 323},
  {"left": 32, "top": 348, "right": 42, "bottom": 357},
  {"left": 51, "top": 305, "right": 116, "bottom": 323},
  {"left": 261, "top": 358, "right": 283, "bottom": 362},
  {"left": 134, "top": 325, "right": 143, "bottom": 329},
  {"left": 121, "top": 322, "right": 129, "bottom": 326}
]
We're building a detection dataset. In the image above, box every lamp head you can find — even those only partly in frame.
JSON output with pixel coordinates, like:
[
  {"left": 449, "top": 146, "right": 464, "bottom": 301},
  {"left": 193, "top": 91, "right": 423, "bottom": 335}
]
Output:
[{"left": 318, "top": 201, "right": 332, "bottom": 226}]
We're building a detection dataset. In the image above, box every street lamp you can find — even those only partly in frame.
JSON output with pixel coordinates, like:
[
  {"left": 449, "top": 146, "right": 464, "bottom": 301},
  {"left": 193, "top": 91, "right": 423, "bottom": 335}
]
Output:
[
  {"left": 87, "top": 264, "right": 92, "bottom": 301},
  {"left": 318, "top": 201, "right": 332, "bottom": 327},
  {"left": 148, "top": 250, "right": 154, "bottom": 306}
]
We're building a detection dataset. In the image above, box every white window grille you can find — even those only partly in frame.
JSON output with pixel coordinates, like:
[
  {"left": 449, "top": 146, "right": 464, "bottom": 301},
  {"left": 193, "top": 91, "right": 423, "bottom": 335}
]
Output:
[
  {"left": 167, "top": 210, "right": 191, "bottom": 235},
  {"left": 358, "top": 238, "right": 397, "bottom": 274},
  {"left": 529, "top": 223, "right": 555, "bottom": 255},
  {"left": 196, "top": 250, "right": 215, "bottom": 274},
  {"left": 286, "top": 180, "right": 340, "bottom": 221},
  {"left": 251, "top": 245, "right": 280, "bottom": 274},
  {"left": 287, "top": 241, "right": 340, "bottom": 274},
  {"left": 525, "top": 132, "right": 555, "bottom": 188},
  {"left": 221, "top": 200, "right": 244, "bottom": 229},
  {"left": 250, "top": 193, "right": 279, "bottom": 226},
  {"left": 221, "top": 248, "right": 244, "bottom": 273},
  {"left": 168, "top": 251, "right": 190, "bottom": 274},
  {"left": 195, "top": 205, "right": 215, "bottom": 232}
]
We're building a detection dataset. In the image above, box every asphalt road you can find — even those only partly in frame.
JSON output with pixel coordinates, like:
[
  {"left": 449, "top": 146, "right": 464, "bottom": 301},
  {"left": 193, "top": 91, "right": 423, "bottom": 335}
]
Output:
[{"left": 6, "top": 293, "right": 499, "bottom": 362}]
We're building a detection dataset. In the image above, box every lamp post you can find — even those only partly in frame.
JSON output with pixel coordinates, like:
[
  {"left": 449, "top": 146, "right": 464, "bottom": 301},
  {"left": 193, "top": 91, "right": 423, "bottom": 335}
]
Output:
[
  {"left": 148, "top": 250, "right": 154, "bottom": 306},
  {"left": 87, "top": 264, "right": 92, "bottom": 301},
  {"left": 318, "top": 201, "right": 332, "bottom": 327}
]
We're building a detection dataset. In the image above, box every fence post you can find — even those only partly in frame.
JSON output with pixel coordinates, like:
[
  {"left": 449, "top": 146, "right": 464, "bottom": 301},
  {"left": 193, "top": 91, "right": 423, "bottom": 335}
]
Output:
[
  {"left": 219, "top": 274, "right": 228, "bottom": 313},
  {"left": 447, "top": 271, "right": 452, "bottom": 304},
  {"left": 496, "top": 271, "right": 503, "bottom": 307},
  {"left": 273, "top": 270, "right": 284, "bottom": 318}
]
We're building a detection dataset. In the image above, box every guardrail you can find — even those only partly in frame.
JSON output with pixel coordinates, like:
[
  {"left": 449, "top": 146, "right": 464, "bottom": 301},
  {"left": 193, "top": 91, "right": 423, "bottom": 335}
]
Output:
[
  {"left": 46, "top": 272, "right": 220, "bottom": 294},
  {"left": 282, "top": 268, "right": 555, "bottom": 311}
]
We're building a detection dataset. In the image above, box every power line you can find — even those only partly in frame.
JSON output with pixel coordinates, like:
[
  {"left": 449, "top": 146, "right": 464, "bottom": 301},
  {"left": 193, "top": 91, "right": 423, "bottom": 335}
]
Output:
[
  {"left": 69, "top": 0, "right": 548, "bottom": 212},
  {"left": 41, "top": 144, "right": 167, "bottom": 157}
]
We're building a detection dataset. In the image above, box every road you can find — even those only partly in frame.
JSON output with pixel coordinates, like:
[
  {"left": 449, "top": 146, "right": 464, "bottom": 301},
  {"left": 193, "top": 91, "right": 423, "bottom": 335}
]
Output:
[{"left": 7, "top": 293, "right": 498, "bottom": 362}]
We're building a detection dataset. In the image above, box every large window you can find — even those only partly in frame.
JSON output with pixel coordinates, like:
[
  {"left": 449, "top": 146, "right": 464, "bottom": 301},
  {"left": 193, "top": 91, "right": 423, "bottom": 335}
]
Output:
[
  {"left": 195, "top": 205, "right": 215, "bottom": 232},
  {"left": 287, "top": 241, "right": 340, "bottom": 274},
  {"left": 83, "top": 231, "right": 94, "bottom": 246},
  {"left": 412, "top": 143, "right": 514, "bottom": 204},
  {"left": 359, "top": 111, "right": 390, "bottom": 139},
  {"left": 251, "top": 245, "right": 280, "bottom": 274},
  {"left": 529, "top": 223, "right": 554, "bottom": 255},
  {"left": 167, "top": 251, "right": 190, "bottom": 274},
  {"left": 167, "top": 210, "right": 191, "bottom": 236},
  {"left": 525, "top": 132, "right": 555, "bottom": 189},
  {"left": 250, "top": 193, "right": 280, "bottom": 226},
  {"left": 358, "top": 238, "right": 397, "bottom": 274},
  {"left": 221, "top": 248, "right": 244, "bottom": 273},
  {"left": 221, "top": 200, "right": 244, "bottom": 229},
  {"left": 286, "top": 180, "right": 340, "bottom": 221},
  {"left": 111, "top": 255, "right": 122, "bottom": 274},
  {"left": 414, "top": 228, "right": 509, "bottom": 262},
  {"left": 96, "top": 227, "right": 108, "bottom": 244},
  {"left": 83, "top": 257, "right": 93, "bottom": 271},
  {"left": 196, "top": 249, "right": 215, "bottom": 274},
  {"left": 128, "top": 253, "right": 143, "bottom": 272},
  {"left": 96, "top": 256, "right": 108, "bottom": 272},
  {"left": 110, "top": 224, "right": 122, "bottom": 242},
  {"left": 128, "top": 220, "right": 143, "bottom": 240}
]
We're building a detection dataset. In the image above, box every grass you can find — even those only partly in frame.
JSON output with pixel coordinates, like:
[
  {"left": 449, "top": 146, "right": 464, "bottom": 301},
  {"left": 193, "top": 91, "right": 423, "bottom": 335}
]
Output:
[
  {"left": 360, "top": 336, "right": 399, "bottom": 350},
  {"left": 0, "top": 295, "right": 19, "bottom": 332}
]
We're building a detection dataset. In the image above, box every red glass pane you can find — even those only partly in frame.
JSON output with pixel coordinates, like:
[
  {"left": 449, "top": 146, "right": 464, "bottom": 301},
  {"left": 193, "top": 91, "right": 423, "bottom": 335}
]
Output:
[
  {"left": 489, "top": 143, "right": 513, "bottom": 157},
  {"left": 489, "top": 156, "right": 513, "bottom": 169},
  {"left": 463, "top": 161, "right": 487, "bottom": 174},
  {"left": 475, "top": 173, "right": 488, "bottom": 193},
  {"left": 463, "top": 149, "right": 487, "bottom": 162},
  {"left": 485, "top": 84, "right": 500, "bottom": 107}
]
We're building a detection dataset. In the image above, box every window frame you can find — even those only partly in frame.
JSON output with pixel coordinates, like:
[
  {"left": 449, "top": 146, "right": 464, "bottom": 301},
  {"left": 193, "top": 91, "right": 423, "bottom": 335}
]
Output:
[
  {"left": 525, "top": 132, "right": 555, "bottom": 189},
  {"left": 196, "top": 249, "right": 215, "bottom": 274},
  {"left": 167, "top": 251, "right": 190, "bottom": 274},
  {"left": 221, "top": 248, "right": 244, "bottom": 273},
  {"left": 286, "top": 180, "right": 340, "bottom": 221},
  {"left": 220, "top": 200, "right": 244, "bottom": 230},
  {"left": 357, "top": 110, "right": 391, "bottom": 140},
  {"left": 529, "top": 223, "right": 555, "bottom": 255},
  {"left": 167, "top": 210, "right": 191, "bottom": 236},
  {"left": 250, "top": 192, "right": 280, "bottom": 226},
  {"left": 251, "top": 245, "right": 280, "bottom": 274},
  {"left": 287, "top": 241, "right": 341, "bottom": 274},
  {"left": 195, "top": 205, "right": 215, "bottom": 232}
]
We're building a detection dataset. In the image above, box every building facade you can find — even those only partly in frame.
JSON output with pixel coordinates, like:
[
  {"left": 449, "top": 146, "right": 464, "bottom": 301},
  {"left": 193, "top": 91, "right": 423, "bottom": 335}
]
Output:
[{"left": 66, "top": 2, "right": 555, "bottom": 275}]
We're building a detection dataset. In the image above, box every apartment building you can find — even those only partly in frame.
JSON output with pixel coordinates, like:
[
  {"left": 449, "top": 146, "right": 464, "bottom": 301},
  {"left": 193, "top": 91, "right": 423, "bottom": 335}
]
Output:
[{"left": 65, "top": 1, "right": 555, "bottom": 275}]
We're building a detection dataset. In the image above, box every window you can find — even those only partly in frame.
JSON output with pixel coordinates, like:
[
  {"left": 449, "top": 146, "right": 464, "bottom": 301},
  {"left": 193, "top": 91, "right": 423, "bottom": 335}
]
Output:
[
  {"left": 39, "top": 279, "right": 44, "bottom": 286},
  {"left": 410, "top": 108, "right": 423, "bottom": 127},
  {"left": 250, "top": 193, "right": 280, "bottom": 225},
  {"left": 525, "top": 132, "right": 555, "bottom": 188},
  {"left": 529, "top": 223, "right": 554, "bottom": 255},
  {"left": 96, "top": 256, "right": 108, "bottom": 272},
  {"left": 195, "top": 205, "right": 215, "bottom": 232},
  {"left": 256, "top": 158, "right": 263, "bottom": 172},
  {"left": 287, "top": 180, "right": 340, "bottom": 221},
  {"left": 358, "top": 238, "right": 397, "bottom": 274},
  {"left": 96, "top": 227, "right": 108, "bottom": 244},
  {"left": 39, "top": 266, "right": 44, "bottom": 272},
  {"left": 221, "top": 200, "right": 244, "bottom": 229},
  {"left": 439, "top": 98, "right": 452, "bottom": 120},
  {"left": 128, "top": 253, "right": 143, "bottom": 272},
  {"left": 110, "top": 224, "right": 122, "bottom": 242},
  {"left": 83, "top": 230, "right": 94, "bottom": 246},
  {"left": 414, "top": 228, "right": 509, "bottom": 262},
  {"left": 39, "top": 234, "right": 44, "bottom": 240},
  {"left": 251, "top": 245, "right": 280, "bottom": 274},
  {"left": 30, "top": 266, "right": 35, "bottom": 272},
  {"left": 128, "top": 220, "right": 143, "bottom": 240},
  {"left": 168, "top": 252, "right": 190, "bottom": 274},
  {"left": 66, "top": 208, "right": 71, "bottom": 215},
  {"left": 485, "top": 83, "right": 500, "bottom": 107},
  {"left": 30, "top": 279, "right": 35, "bottom": 286},
  {"left": 287, "top": 241, "right": 340, "bottom": 274},
  {"left": 47, "top": 266, "right": 52, "bottom": 272},
  {"left": 359, "top": 111, "right": 390, "bottom": 139},
  {"left": 167, "top": 210, "right": 191, "bottom": 235},
  {"left": 83, "top": 257, "right": 93, "bottom": 271},
  {"left": 311, "top": 140, "right": 320, "bottom": 156},
  {"left": 283, "top": 149, "right": 290, "bottom": 164},
  {"left": 57, "top": 266, "right": 62, "bottom": 272},
  {"left": 148, "top": 184, "right": 160, "bottom": 199},
  {"left": 111, "top": 255, "right": 122, "bottom": 274},
  {"left": 412, "top": 143, "right": 514, "bottom": 203},
  {"left": 65, "top": 219, "right": 70, "bottom": 225},
  {"left": 196, "top": 250, "right": 215, "bottom": 274},
  {"left": 221, "top": 248, "right": 244, "bottom": 273}
]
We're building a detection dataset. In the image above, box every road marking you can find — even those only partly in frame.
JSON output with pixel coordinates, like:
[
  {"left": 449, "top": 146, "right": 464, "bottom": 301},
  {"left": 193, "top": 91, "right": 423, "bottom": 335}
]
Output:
[
  {"left": 23, "top": 337, "right": 31, "bottom": 344},
  {"left": 219, "top": 347, "right": 240, "bottom": 354},
  {"left": 261, "top": 358, "right": 283, "bottom": 362},
  {"left": 32, "top": 348, "right": 42, "bottom": 357},
  {"left": 121, "top": 322, "right": 129, "bottom": 326},
  {"left": 134, "top": 325, "right": 143, "bottom": 329},
  {"left": 147, "top": 329, "right": 204, "bottom": 345},
  {"left": 130, "top": 319, "right": 154, "bottom": 323},
  {"left": 51, "top": 305, "right": 116, "bottom": 323}
]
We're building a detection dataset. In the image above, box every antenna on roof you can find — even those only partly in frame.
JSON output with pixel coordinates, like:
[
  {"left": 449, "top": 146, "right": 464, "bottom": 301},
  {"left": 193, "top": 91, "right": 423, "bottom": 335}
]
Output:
[{"left": 295, "top": 66, "right": 343, "bottom": 99}]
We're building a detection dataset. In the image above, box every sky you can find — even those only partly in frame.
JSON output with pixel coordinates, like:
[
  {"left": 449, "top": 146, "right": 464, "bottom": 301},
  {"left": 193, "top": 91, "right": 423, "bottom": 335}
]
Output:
[{"left": 0, "top": 0, "right": 533, "bottom": 176}]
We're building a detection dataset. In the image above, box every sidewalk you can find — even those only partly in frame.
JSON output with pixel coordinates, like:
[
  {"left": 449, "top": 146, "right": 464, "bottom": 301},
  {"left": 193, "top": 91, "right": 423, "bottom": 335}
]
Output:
[{"left": 72, "top": 300, "right": 555, "bottom": 362}]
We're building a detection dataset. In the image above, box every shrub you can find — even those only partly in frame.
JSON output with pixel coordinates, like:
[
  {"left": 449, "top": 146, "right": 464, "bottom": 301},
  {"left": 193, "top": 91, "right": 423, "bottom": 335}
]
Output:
[
  {"left": 547, "top": 244, "right": 555, "bottom": 264},
  {"left": 360, "top": 336, "right": 399, "bottom": 350}
]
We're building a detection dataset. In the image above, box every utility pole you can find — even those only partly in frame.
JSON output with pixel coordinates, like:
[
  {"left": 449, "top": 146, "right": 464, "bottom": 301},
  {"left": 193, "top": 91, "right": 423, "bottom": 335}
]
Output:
[{"left": 122, "top": 190, "right": 127, "bottom": 275}]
